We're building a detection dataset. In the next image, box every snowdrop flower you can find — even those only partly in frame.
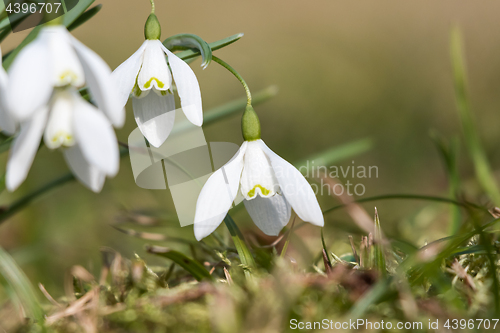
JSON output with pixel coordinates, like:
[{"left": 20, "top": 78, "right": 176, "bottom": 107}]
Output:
[
  {"left": 0, "top": 47, "right": 16, "bottom": 135},
  {"left": 112, "top": 11, "right": 202, "bottom": 148},
  {"left": 194, "top": 106, "right": 323, "bottom": 240},
  {"left": 6, "top": 25, "right": 123, "bottom": 126},
  {"left": 5, "top": 25, "right": 122, "bottom": 192}
]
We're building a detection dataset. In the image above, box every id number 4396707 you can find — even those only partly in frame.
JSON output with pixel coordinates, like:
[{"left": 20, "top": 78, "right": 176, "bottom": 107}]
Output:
[
  {"left": 444, "top": 318, "right": 498, "bottom": 330},
  {"left": 6, "top": 2, "right": 62, "bottom": 14}
]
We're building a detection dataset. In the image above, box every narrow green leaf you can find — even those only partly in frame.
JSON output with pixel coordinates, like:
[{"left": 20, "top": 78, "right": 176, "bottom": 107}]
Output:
[
  {"left": 146, "top": 245, "right": 213, "bottom": 281},
  {"left": 348, "top": 277, "right": 392, "bottom": 319},
  {"left": 163, "top": 33, "right": 212, "bottom": 69},
  {"left": 172, "top": 86, "right": 278, "bottom": 135},
  {"left": 176, "top": 33, "right": 244, "bottom": 62},
  {"left": 323, "top": 193, "right": 486, "bottom": 216},
  {"left": 0, "top": 245, "right": 44, "bottom": 323},
  {"left": 429, "top": 131, "right": 462, "bottom": 234},
  {"left": 3, "top": 0, "right": 95, "bottom": 69},
  {"left": 450, "top": 27, "right": 500, "bottom": 205},
  {"left": 0, "top": 172, "right": 74, "bottom": 224},
  {"left": 373, "top": 208, "right": 386, "bottom": 276},
  {"left": 67, "top": 4, "right": 102, "bottom": 31},
  {"left": 320, "top": 229, "right": 332, "bottom": 268},
  {"left": 223, "top": 214, "right": 256, "bottom": 274},
  {"left": 294, "top": 138, "right": 373, "bottom": 173}
]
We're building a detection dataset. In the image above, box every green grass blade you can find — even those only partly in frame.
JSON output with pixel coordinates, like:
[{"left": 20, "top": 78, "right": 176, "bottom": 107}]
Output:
[
  {"left": 320, "top": 229, "right": 332, "bottom": 268},
  {"left": 373, "top": 208, "right": 386, "bottom": 276},
  {"left": 3, "top": 0, "right": 95, "bottom": 69},
  {"left": 294, "top": 138, "right": 373, "bottom": 172},
  {"left": 348, "top": 277, "right": 392, "bottom": 319},
  {"left": 67, "top": 4, "right": 102, "bottom": 31},
  {"left": 223, "top": 214, "right": 256, "bottom": 274},
  {"left": 0, "top": 173, "right": 74, "bottom": 224},
  {"left": 450, "top": 27, "right": 500, "bottom": 205},
  {"left": 146, "top": 245, "right": 213, "bottom": 281},
  {"left": 0, "top": 245, "right": 44, "bottom": 323},
  {"left": 429, "top": 131, "right": 462, "bottom": 234},
  {"left": 172, "top": 86, "right": 278, "bottom": 135},
  {"left": 176, "top": 33, "right": 244, "bottom": 61},
  {"left": 323, "top": 193, "right": 486, "bottom": 216}
]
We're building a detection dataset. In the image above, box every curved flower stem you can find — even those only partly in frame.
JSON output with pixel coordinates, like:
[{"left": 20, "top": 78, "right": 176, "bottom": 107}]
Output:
[
  {"left": 322, "top": 193, "right": 487, "bottom": 216},
  {"left": 212, "top": 55, "right": 252, "bottom": 106},
  {"left": 149, "top": 0, "right": 155, "bottom": 13}
]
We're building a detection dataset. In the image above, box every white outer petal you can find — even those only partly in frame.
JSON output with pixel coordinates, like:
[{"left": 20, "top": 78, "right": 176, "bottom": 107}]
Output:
[
  {"left": 0, "top": 64, "right": 16, "bottom": 135},
  {"left": 132, "top": 91, "right": 175, "bottom": 148},
  {"left": 162, "top": 46, "right": 203, "bottom": 127},
  {"left": 258, "top": 140, "right": 324, "bottom": 226},
  {"left": 6, "top": 107, "right": 48, "bottom": 191},
  {"left": 244, "top": 194, "right": 291, "bottom": 236},
  {"left": 7, "top": 34, "right": 53, "bottom": 121},
  {"left": 63, "top": 144, "right": 106, "bottom": 193},
  {"left": 137, "top": 40, "right": 171, "bottom": 92},
  {"left": 194, "top": 142, "right": 248, "bottom": 240},
  {"left": 112, "top": 41, "right": 147, "bottom": 108},
  {"left": 70, "top": 36, "right": 125, "bottom": 127},
  {"left": 73, "top": 97, "right": 119, "bottom": 176}
]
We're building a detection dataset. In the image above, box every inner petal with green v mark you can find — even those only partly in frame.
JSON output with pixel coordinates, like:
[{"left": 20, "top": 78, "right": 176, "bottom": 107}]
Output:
[
  {"left": 247, "top": 185, "right": 271, "bottom": 198},
  {"left": 143, "top": 77, "right": 165, "bottom": 89}
]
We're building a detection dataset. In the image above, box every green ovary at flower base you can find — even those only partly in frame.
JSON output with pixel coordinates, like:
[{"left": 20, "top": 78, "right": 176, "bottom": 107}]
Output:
[{"left": 112, "top": 0, "right": 204, "bottom": 148}]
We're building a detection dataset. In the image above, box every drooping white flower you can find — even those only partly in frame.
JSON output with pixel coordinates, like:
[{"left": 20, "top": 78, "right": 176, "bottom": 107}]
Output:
[
  {"left": 112, "top": 39, "right": 203, "bottom": 148},
  {"left": 6, "top": 88, "right": 119, "bottom": 192},
  {"left": 4, "top": 25, "right": 123, "bottom": 192},
  {"left": 6, "top": 25, "right": 124, "bottom": 127},
  {"left": 0, "top": 47, "right": 17, "bottom": 135},
  {"left": 194, "top": 139, "right": 324, "bottom": 240}
]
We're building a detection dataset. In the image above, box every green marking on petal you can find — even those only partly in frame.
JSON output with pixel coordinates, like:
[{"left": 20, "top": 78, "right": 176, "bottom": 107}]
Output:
[
  {"left": 160, "top": 90, "right": 167, "bottom": 96},
  {"left": 144, "top": 77, "right": 165, "bottom": 89},
  {"left": 247, "top": 185, "right": 270, "bottom": 198}
]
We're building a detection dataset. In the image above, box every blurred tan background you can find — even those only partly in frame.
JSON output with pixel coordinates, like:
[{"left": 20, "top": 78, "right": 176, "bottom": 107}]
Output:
[{"left": 2, "top": 0, "right": 500, "bottom": 295}]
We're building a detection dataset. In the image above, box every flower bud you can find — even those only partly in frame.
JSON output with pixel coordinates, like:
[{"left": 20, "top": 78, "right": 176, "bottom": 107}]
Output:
[
  {"left": 144, "top": 13, "right": 161, "bottom": 40},
  {"left": 241, "top": 105, "right": 261, "bottom": 141}
]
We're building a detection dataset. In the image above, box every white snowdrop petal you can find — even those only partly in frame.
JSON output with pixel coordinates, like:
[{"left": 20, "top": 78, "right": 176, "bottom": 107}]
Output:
[
  {"left": 0, "top": 65, "right": 16, "bottom": 135},
  {"left": 132, "top": 91, "right": 175, "bottom": 148},
  {"left": 162, "top": 46, "right": 203, "bottom": 126},
  {"left": 6, "top": 107, "right": 49, "bottom": 191},
  {"left": 43, "top": 90, "right": 75, "bottom": 149},
  {"left": 258, "top": 139, "right": 324, "bottom": 226},
  {"left": 240, "top": 140, "right": 279, "bottom": 200},
  {"left": 7, "top": 34, "right": 53, "bottom": 121},
  {"left": 244, "top": 194, "right": 291, "bottom": 236},
  {"left": 137, "top": 40, "right": 172, "bottom": 92},
  {"left": 64, "top": 144, "right": 106, "bottom": 193},
  {"left": 71, "top": 36, "right": 125, "bottom": 127},
  {"left": 73, "top": 97, "right": 119, "bottom": 176},
  {"left": 112, "top": 41, "right": 147, "bottom": 108},
  {"left": 194, "top": 142, "right": 248, "bottom": 240}
]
